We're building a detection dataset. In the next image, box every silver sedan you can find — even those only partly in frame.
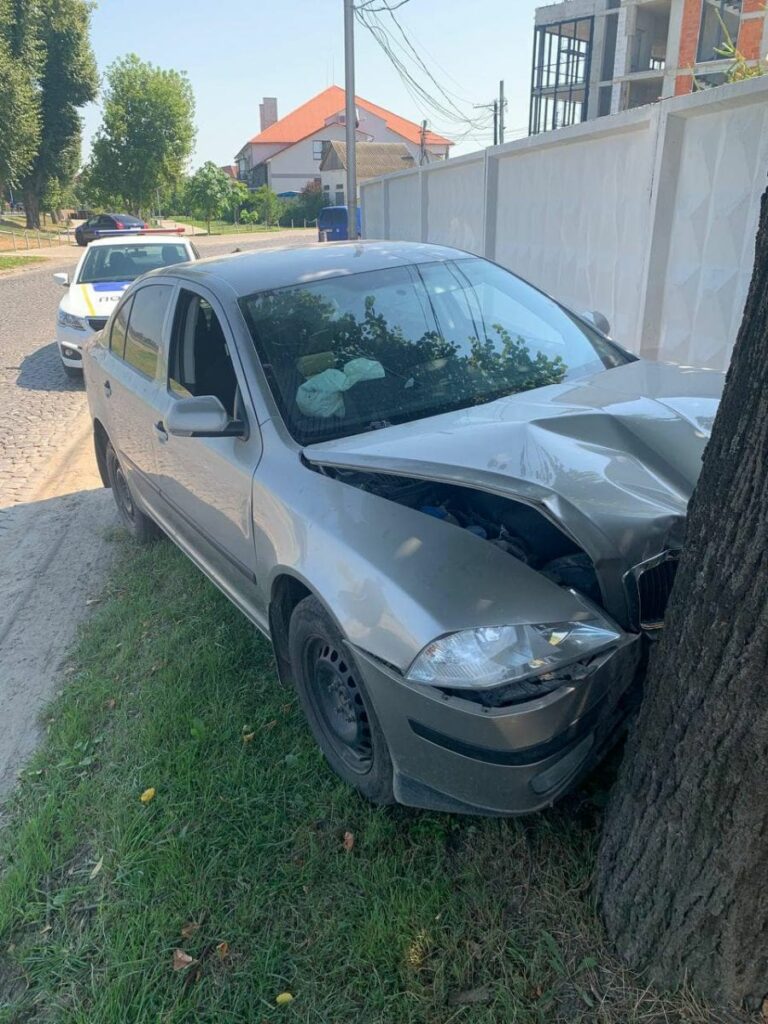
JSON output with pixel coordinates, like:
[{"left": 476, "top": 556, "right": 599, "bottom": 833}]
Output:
[{"left": 82, "top": 241, "right": 722, "bottom": 815}]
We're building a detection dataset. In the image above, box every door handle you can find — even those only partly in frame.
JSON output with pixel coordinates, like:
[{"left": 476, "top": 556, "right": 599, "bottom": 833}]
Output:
[
  {"left": 154, "top": 420, "right": 169, "bottom": 442},
  {"left": 103, "top": 380, "right": 111, "bottom": 397}
]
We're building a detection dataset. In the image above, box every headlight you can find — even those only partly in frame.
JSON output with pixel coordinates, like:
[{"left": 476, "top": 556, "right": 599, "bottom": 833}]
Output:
[
  {"left": 406, "top": 620, "right": 621, "bottom": 690},
  {"left": 57, "top": 310, "right": 87, "bottom": 331}
]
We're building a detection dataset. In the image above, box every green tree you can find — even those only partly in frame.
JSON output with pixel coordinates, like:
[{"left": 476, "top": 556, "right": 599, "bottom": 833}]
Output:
[
  {"left": 87, "top": 54, "right": 195, "bottom": 217},
  {"left": 185, "top": 161, "right": 233, "bottom": 234},
  {"left": 252, "top": 185, "right": 281, "bottom": 227},
  {"left": 0, "top": 0, "right": 40, "bottom": 191},
  {"left": 18, "top": 0, "right": 97, "bottom": 229},
  {"left": 228, "top": 178, "right": 249, "bottom": 224}
]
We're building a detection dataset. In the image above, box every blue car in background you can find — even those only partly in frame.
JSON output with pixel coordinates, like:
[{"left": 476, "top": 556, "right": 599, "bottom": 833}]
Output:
[{"left": 318, "top": 205, "right": 362, "bottom": 241}]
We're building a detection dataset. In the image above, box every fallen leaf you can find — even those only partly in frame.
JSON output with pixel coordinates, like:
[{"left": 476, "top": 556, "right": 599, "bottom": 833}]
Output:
[
  {"left": 89, "top": 856, "right": 103, "bottom": 880},
  {"left": 264, "top": 719, "right": 278, "bottom": 731},
  {"left": 85, "top": 597, "right": 100, "bottom": 606},
  {"left": 242, "top": 732, "right": 256, "bottom": 743},
  {"left": 40, "top": 924, "right": 52, "bottom": 935},
  {"left": 180, "top": 921, "right": 200, "bottom": 940},
  {"left": 343, "top": 831, "right": 355, "bottom": 852},
  {"left": 172, "top": 948, "right": 196, "bottom": 972},
  {"left": 139, "top": 787, "right": 156, "bottom": 804},
  {"left": 216, "top": 941, "right": 229, "bottom": 959},
  {"left": 275, "top": 991, "right": 294, "bottom": 1006},
  {"left": 104, "top": 698, "right": 116, "bottom": 710},
  {"left": 281, "top": 703, "right": 293, "bottom": 715},
  {"left": 448, "top": 985, "right": 493, "bottom": 1006},
  {"left": 761, "top": 996, "right": 768, "bottom": 1020}
]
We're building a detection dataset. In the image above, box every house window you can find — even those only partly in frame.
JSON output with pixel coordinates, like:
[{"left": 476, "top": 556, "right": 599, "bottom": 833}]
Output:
[
  {"left": 529, "top": 17, "right": 594, "bottom": 134},
  {"left": 697, "top": 0, "right": 741, "bottom": 62},
  {"left": 313, "top": 140, "right": 325, "bottom": 161}
]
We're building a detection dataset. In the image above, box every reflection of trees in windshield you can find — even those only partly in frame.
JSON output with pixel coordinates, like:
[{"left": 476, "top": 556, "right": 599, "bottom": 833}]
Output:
[{"left": 246, "top": 287, "right": 567, "bottom": 416}]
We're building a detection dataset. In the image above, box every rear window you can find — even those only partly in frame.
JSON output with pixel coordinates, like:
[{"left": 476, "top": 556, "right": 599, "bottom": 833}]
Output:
[
  {"left": 78, "top": 243, "right": 189, "bottom": 284},
  {"left": 319, "top": 208, "right": 346, "bottom": 228}
]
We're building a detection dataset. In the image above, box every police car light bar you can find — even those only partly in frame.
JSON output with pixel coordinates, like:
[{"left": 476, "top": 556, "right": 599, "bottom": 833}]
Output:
[{"left": 93, "top": 227, "right": 187, "bottom": 238}]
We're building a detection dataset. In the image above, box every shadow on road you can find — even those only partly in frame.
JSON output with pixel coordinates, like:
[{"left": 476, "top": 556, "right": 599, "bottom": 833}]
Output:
[{"left": 16, "top": 342, "right": 84, "bottom": 393}]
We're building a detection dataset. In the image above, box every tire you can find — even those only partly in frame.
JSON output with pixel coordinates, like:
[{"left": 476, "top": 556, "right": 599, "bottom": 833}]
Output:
[
  {"left": 288, "top": 596, "right": 395, "bottom": 805},
  {"left": 104, "top": 440, "right": 160, "bottom": 544},
  {"left": 62, "top": 363, "right": 82, "bottom": 379}
]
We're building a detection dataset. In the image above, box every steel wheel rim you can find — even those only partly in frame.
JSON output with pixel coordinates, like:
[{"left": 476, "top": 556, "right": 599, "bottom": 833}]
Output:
[
  {"left": 306, "top": 637, "right": 373, "bottom": 774},
  {"left": 112, "top": 455, "right": 135, "bottom": 522}
]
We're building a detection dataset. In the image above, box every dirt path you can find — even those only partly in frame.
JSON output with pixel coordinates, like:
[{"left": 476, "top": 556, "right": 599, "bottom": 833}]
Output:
[{"left": 0, "top": 412, "right": 117, "bottom": 801}]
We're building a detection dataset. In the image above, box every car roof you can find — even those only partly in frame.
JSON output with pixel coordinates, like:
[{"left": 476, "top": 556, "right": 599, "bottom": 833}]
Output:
[
  {"left": 86, "top": 234, "right": 193, "bottom": 248},
  {"left": 145, "top": 240, "right": 475, "bottom": 296}
]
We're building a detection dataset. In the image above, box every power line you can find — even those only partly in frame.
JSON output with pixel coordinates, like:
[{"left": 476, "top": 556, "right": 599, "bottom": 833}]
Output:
[{"left": 355, "top": 3, "right": 494, "bottom": 140}]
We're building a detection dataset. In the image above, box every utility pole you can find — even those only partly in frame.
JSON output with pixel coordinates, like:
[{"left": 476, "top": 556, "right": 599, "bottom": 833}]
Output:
[
  {"left": 498, "top": 80, "right": 505, "bottom": 144},
  {"left": 493, "top": 100, "right": 498, "bottom": 146},
  {"left": 419, "top": 120, "right": 427, "bottom": 165},
  {"left": 343, "top": 0, "right": 358, "bottom": 239}
]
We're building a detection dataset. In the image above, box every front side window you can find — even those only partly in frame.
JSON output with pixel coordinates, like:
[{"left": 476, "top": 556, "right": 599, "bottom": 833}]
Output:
[
  {"left": 168, "top": 290, "right": 239, "bottom": 416},
  {"left": 123, "top": 284, "right": 173, "bottom": 378},
  {"left": 77, "top": 243, "right": 190, "bottom": 284},
  {"left": 240, "top": 257, "right": 631, "bottom": 445}
]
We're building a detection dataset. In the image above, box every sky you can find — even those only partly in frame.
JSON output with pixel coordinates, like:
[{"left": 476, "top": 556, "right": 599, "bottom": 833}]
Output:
[{"left": 80, "top": 0, "right": 540, "bottom": 168}]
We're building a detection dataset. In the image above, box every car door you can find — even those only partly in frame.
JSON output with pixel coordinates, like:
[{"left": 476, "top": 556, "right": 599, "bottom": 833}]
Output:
[
  {"left": 96, "top": 283, "right": 175, "bottom": 514},
  {"left": 153, "top": 285, "right": 264, "bottom": 618}
]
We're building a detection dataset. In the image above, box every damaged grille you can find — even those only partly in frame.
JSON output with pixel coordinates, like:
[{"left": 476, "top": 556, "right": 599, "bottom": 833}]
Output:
[{"left": 628, "top": 553, "right": 679, "bottom": 630}]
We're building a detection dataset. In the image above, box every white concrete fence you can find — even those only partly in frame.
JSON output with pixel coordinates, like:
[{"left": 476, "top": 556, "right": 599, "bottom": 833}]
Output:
[{"left": 361, "top": 77, "right": 768, "bottom": 371}]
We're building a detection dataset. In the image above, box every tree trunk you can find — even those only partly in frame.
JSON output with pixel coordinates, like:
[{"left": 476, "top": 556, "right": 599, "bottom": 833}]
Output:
[
  {"left": 23, "top": 186, "right": 40, "bottom": 230},
  {"left": 597, "top": 186, "right": 768, "bottom": 1009}
]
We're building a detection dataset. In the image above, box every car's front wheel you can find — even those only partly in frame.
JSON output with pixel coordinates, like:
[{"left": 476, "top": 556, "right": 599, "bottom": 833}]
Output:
[
  {"left": 105, "top": 441, "right": 160, "bottom": 544},
  {"left": 62, "top": 363, "right": 82, "bottom": 379},
  {"left": 289, "top": 596, "right": 395, "bottom": 805}
]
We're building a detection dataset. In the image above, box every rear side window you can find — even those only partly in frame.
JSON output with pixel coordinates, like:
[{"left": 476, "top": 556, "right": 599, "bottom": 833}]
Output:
[
  {"left": 123, "top": 284, "right": 173, "bottom": 378},
  {"left": 109, "top": 296, "right": 133, "bottom": 357}
]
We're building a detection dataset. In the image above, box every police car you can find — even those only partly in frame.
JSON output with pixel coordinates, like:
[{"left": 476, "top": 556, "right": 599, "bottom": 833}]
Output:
[{"left": 54, "top": 234, "right": 199, "bottom": 376}]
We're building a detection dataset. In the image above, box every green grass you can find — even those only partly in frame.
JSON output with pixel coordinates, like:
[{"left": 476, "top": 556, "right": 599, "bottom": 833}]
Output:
[
  {"left": 0, "top": 537, "right": 734, "bottom": 1023},
  {"left": 0, "top": 254, "right": 46, "bottom": 272}
]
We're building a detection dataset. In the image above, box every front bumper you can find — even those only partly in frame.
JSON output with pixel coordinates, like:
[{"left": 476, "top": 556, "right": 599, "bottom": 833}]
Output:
[
  {"left": 352, "top": 633, "right": 644, "bottom": 815},
  {"left": 56, "top": 325, "right": 92, "bottom": 368}
]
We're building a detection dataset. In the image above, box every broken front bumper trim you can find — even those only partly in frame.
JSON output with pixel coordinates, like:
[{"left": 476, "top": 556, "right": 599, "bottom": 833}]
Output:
[{"left": 351, "top": 632, "right": 644, "bottom": 815}]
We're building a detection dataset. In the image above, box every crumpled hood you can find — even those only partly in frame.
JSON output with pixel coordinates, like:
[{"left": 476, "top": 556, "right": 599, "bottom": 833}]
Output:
[{"left": 304, "top": 359, "right": 723, "bottom": 569}]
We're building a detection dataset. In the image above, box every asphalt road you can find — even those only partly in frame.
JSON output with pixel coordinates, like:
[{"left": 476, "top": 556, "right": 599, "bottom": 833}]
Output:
[{"left": 0, "top": 229, "right": 316, "bottom": 512}]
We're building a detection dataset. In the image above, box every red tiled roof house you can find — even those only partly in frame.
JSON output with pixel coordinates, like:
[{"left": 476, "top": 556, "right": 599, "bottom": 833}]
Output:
[{"left": 234, "top": 86, "right": 452, "bottom": 193}]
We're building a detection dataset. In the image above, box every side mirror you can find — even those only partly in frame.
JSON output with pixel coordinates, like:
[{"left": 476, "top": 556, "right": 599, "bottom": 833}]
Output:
[
  {"left": 53, "top": 272, "right": 69, "bottom": 287},
  {"left": 165, "top": 395, "right": 245, "bottom": 438},
  {"left": 582, "top": 309, "right": 611, "bottom": 336}
]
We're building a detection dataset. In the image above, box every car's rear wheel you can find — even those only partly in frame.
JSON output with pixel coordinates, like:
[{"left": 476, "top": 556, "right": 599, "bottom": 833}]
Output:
[
  {"left": 105, "top": 441, "right": 160, "bottom": 544},
  {"left": 288, "top": 596, "right": 394, "bottom": 805}
]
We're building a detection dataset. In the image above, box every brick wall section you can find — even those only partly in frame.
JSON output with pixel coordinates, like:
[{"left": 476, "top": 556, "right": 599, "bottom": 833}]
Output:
[
  {"left": 677, "top": 0, "right": 703, "bottom": 68},
  {"left": 675, "top": 75, "right": 693, "bottom": 95},
  {"left": 741, "top": 0, "right": 764, "bottom": 14},
  {"left": 737, "top": 15, "right": 765, "bottom": 60}
]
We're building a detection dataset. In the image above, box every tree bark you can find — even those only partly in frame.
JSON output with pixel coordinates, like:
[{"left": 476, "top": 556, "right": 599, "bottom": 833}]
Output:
[
  {"left": 23, "top": 185, "right": 40, "bottom": 230},
  {"left": 597, "top": 186, "right": 768, "bottom": 1009}
]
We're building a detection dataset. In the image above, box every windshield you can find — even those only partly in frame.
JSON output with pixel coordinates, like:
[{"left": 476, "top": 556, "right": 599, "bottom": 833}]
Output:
[
  {"left": 77, "top": 243, "right": 188, "bottom": 284},
  {"left": 239, "top": 257, "right": 633, "bottom": 444}
]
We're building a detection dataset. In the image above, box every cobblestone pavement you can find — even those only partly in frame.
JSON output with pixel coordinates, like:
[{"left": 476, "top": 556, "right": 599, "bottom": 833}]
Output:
[{"left": 0, "top": 229, "right": 315, "bottom": 515}]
